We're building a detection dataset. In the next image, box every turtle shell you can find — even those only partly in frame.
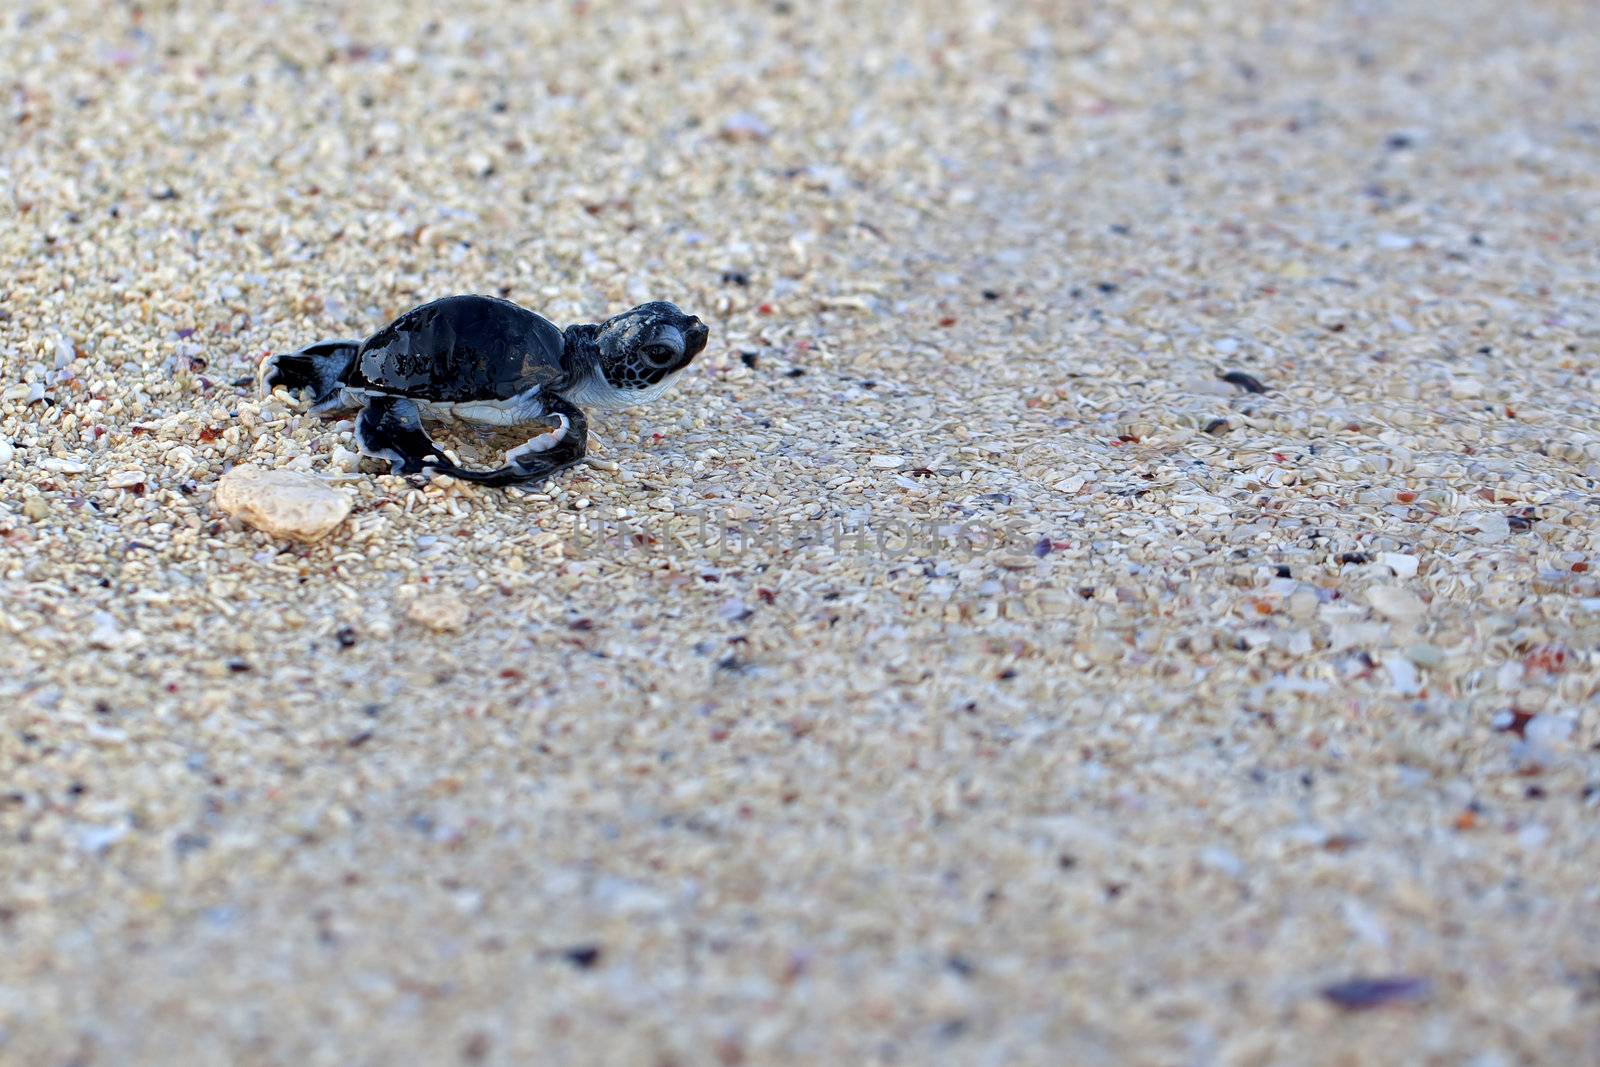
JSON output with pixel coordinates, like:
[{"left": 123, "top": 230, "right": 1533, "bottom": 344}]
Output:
[{"left": 350, "top": 295, "right": 567, "bottom": 403}]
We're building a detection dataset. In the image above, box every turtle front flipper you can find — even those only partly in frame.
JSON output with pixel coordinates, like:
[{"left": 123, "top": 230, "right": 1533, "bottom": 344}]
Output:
[
  {"left": 353, "top": 395, "right": 450, "bottom": 476},
  {"left": 260, "top": 340, "right": 360, "bottom": 414},
  {"left": 429, "top": 396, "right": 589, "bottom": 488}
]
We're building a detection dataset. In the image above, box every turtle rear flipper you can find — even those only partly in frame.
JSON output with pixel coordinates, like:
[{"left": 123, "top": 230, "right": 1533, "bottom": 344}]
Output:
[
  {"left": 260, "top": 340, "right": 360, "bottom": 413},
  {"left": 353, "top": 395, "right": 446, "bottom": 476}
]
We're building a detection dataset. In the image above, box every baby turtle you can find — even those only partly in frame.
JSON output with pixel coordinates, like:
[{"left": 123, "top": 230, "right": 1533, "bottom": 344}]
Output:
[{"left": 260, "top": 295, "right": 708, "bottom": 487}]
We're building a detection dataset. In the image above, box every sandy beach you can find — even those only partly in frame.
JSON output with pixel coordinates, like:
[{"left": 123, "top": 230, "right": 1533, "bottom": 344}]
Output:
[{"left": 3, "top": 1, "right": 1599, "bottom": 1063}]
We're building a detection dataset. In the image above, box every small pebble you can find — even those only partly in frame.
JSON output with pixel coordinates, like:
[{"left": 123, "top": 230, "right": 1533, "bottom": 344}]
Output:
[
  {"left": 1219, "top": 370, "right": 1268, "bottom": 394},
  {"left": 1320, "top": 976, "right": 1431, "bottom": 1010},
  {"left": 1465, "top": 512, "right": 1510, "bottom": 544},
  {"left": 1366, "top": 585, "right": 1425, "bottom": 622},
  {"left": 719, "top": 112, "right": 772, "bottom": 142},
  {"left": 1525, "top": 715, "right": 1574, "bottom": 747},
  {"left": 562, "top": 944, "right": 603, "bottom": 969},
  {"left": 88, "top": 612, "right": 142, "bottom": 651},
  {"left": 407, "top": 592, "right": 470, "bottom": 633},
  {"left": 1380, "top": 552, "right": 1419, "bottom": 579},
  {"left": 1405, "top": 644, "right": 1445, "bottom": 668},
  {"left": 1384, "top": 654, "right": 1421, "bottom": 695}
]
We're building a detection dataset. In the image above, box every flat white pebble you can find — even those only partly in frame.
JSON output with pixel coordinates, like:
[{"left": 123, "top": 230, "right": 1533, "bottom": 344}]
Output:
[{"left": 214, "top": 464, "right": 353, "bottom": 542}]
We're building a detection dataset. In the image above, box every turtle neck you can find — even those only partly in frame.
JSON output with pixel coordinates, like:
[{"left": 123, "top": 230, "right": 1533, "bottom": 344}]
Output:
[{"left": 561, "top": 322, "right": 602, "bottom": 383}]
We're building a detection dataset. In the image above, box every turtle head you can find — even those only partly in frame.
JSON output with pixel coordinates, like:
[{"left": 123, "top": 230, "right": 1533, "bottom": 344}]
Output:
[{"left": 583, "top": 302, "right": 708, "bottom": 407}]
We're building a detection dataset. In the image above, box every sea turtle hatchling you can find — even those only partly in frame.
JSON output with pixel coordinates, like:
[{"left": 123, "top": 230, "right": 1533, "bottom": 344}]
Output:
[{"left": 260, "top": 295, "right": 709, "bottom": 487}]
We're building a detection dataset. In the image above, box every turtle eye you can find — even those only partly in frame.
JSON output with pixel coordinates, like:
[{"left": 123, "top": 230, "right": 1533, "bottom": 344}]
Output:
[{"left": 640, "top": 343, "right": 677, "bottom": 368}]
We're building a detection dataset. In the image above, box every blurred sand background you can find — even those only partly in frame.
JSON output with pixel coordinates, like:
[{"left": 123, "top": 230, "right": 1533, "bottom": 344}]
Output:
[{"left": 2, "top": 0, "right": 1599, "bottom": 1063}]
